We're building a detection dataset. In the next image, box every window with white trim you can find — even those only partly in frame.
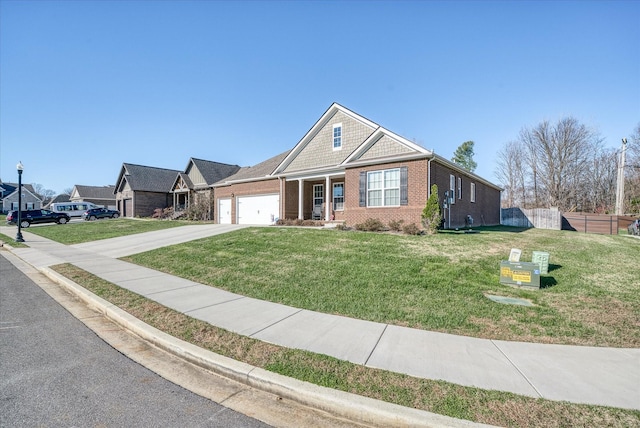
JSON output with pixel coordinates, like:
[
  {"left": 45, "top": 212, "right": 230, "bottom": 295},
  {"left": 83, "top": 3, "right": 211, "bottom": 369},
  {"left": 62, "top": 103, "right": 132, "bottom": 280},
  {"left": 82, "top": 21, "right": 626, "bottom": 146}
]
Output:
[
  {"left": 333, "top": 183, "right": 344, "bottom": 211},
  {"left": 333, "top": 123, "right": 342, "bottom": 150},
  {"left": 368, "top": 168, "right": 400, "bottom": 207},
  {"left": 449, "top": 174, "right": 456, "bottom": 204},
  {"left": 457, "top": 177, "right": 462, "bottom": 199},
  {"left": 313, "top": 184, "right": 324, "bottom": 208},
  {"left": 471, "top": 183, "right": 476, "bottom": 203}
]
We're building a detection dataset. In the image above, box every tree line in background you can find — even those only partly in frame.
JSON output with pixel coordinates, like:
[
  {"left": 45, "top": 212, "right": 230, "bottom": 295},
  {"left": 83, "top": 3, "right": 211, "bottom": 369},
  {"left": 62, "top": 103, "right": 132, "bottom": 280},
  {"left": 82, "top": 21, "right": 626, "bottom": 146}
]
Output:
[{"left": 494, "top": 118, "right": 640, "bottom": 214}]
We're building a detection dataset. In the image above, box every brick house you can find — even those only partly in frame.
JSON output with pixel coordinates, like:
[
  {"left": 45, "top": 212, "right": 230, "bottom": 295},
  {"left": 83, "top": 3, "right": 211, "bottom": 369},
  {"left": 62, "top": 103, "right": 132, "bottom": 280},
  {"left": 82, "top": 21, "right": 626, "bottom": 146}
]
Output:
[
  {"left": 114, "top": 163, "right": 182, "bottom": 218},
  {"left": 213, "top": 103, "right": 501, "bottom": 228}
]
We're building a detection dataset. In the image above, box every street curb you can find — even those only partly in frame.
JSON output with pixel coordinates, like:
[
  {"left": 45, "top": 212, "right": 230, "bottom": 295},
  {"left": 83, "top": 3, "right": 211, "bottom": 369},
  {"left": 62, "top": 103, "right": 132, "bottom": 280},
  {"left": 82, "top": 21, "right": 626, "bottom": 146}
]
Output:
[{"left": 39, "top": 266, "right": 494, "bottom": 428}]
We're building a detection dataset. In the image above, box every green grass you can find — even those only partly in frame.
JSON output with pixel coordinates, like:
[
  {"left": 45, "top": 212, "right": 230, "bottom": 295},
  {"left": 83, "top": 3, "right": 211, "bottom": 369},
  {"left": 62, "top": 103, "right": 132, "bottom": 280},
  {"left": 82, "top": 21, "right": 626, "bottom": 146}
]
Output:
[
  {"left": 23, "top": 218, "right": 194, "bottom": 245},
  {"left": 52, "top": 263, "right": 640, "bottom": 428},
  {"left": 0, "top": 232, "right": 29, "bottom": 248},
  {"left": 123, "top": 226, "right": 640, "bottom": 347}
]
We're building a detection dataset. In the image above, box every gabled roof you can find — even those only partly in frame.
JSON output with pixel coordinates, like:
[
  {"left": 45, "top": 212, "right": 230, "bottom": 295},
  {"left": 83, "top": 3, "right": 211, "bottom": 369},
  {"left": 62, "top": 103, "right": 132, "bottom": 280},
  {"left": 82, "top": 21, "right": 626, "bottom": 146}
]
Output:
[
  {"left": 0, "top": 182, "right": 36, "bottom": 195},
  {"left": 45, "top": 194, "right": 71, "bottom": 208},
  {"left": 187, "top": 158, "right": 241, "bottom": 186},
  {"left": 171, "top": 172, "right": 194, "bottom": 192},
  {"left": 273, "top": 103, "right": 378, "bottom": 174},
  {"left": 72, "top": 185, "right": 116, "bottom": 200},
  {"left": 213, "top": 150, "right": 291, "bottom": 186},
  {"left": 116, "top": 163, "right": 182, "bottom": 193},
  {"left": 1, "top": 186, "right": 43, "bottom": 202},
  {"left": 342, "top": 126, "right": 431, "bottom": 165}
]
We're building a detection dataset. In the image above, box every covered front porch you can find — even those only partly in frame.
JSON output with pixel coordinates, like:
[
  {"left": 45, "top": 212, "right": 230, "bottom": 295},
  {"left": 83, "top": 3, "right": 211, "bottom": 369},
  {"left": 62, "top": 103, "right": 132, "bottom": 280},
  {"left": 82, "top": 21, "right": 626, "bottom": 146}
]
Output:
[{"left": 283, "top": 173, "right": 345, "bottom": 221}]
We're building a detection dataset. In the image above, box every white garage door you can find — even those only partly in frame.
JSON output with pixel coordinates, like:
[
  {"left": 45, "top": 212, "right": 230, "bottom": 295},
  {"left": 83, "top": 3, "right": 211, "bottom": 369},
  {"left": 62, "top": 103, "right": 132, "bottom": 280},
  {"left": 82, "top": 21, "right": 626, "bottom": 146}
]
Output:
[
  {"left": 237, "top": 194, "right": 279, "bottom": 225},
  {"left": 218, "top": 198, "right": 231, "bottom": 224}
]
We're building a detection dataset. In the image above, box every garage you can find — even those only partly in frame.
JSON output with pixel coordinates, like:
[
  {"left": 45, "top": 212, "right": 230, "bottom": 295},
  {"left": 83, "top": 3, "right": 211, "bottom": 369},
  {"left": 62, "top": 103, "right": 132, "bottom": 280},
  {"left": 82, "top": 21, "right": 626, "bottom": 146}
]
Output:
[
  {"left": 218, "top": 198, "right": 231, "bottom": 224},
  {"left": 237, "top": 194, "right": 279, "bottom": 225}
]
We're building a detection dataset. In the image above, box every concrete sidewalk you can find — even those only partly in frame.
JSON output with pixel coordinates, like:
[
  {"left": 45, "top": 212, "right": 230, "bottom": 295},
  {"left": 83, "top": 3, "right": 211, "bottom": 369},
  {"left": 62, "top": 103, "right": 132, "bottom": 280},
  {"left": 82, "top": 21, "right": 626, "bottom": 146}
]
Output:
[{"left": 2, "top": 224, "right": 638, "bottom": 411}]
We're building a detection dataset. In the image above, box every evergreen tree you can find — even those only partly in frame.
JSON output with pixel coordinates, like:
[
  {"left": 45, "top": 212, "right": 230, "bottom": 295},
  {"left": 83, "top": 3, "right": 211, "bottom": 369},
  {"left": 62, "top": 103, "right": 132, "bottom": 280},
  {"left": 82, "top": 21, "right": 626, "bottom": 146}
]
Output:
[
  {"left": 452, "top": 141, "right": 477, "bottom": 172},
  {"left": 421, "top": 184, "right": 442, "bottom": 234}
]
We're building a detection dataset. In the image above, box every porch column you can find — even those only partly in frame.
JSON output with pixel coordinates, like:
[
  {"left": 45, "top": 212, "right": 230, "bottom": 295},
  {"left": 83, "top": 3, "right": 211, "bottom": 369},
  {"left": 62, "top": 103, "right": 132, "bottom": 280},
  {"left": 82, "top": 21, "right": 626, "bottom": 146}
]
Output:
[
  {"left": 298, "top": 179, "right": 303, "bottom": 220},
  {"left": 325, "top": 175, "right": 331, "bottom": 221}
]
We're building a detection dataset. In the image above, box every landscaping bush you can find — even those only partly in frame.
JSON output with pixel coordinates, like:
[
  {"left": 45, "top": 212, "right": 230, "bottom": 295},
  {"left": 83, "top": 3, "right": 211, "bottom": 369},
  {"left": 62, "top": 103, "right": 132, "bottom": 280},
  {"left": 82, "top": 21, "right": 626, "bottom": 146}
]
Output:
[
  {"left": 402, "top": 223, "right": 421, "bottom": 235},
  {"left": 275, "top": 218, "right": 323, "bottom": 227},
  {"left": 388, "top": 219, "right": 404, "bottom": 232},
  {"left": 422, "top": 184, "right": 442, "bottom": 234},
  {"left": 152, "top": 207, "right": 174, "bottom": 220},
  {"left": 355, "top": 218, "right": 386, "bottom": 232}
]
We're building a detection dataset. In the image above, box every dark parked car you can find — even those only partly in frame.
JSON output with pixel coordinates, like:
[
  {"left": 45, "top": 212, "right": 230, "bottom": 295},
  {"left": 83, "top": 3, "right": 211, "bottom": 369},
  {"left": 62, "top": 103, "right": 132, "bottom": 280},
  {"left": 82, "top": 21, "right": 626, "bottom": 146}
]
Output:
[
  {"left": 6, "top": 209, "right": 70, "bottom": 228},
  {"left": 82, "top": 207, "right": 120, "bottom": 221}
]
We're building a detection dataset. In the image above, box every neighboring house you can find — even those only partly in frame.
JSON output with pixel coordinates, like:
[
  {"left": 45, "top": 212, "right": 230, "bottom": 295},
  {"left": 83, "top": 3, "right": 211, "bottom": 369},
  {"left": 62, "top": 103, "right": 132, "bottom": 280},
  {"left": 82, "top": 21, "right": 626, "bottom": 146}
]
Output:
[
  {"left": 44, "top": 194, "right": 71, "bottom": 209},
  {"left": 114, "top": 164, "right": 181, "bottom": 217},
  {"left": 213, "top": 103, "right": 502, "bottom": 228},
  {"left": 171, "top": 158, "right": 240, "bottom": 219},
  {"left": 1, "top": 181, "right": 42, "bottom": 213},
  {"left": 70, "top": 185, "right": 117, "bottom": 209}
]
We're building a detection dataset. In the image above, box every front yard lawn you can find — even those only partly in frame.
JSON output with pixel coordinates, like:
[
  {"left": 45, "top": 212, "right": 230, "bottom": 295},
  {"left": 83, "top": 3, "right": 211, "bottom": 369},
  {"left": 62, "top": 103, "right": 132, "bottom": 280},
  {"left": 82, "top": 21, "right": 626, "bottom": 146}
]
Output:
[
  {"left": 23, "top": 218, "right": 194, "bottom": 245},
  {"left": 123, "top": 226, "right": 640, "bottom": 348}
]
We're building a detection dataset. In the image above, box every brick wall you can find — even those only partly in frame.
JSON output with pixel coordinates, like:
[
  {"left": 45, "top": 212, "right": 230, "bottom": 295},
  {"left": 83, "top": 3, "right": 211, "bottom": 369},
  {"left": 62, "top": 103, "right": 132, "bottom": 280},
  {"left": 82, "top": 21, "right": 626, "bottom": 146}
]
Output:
[
  {"left": 344, "top": 159, "right": 428, "bottom": 227},
  {"left": 430, "top": 160, "right": 501, "bottom": 228},
  {"left": 342, "top": 158, "right": 501, "bottom": 229}
]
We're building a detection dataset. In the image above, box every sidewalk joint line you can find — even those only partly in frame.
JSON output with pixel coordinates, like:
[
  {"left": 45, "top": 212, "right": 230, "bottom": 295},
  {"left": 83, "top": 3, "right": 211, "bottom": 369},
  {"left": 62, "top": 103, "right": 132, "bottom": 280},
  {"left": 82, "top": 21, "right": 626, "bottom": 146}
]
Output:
[
  {"left": 183, "top": 296, "right": 247, "bottom": 313},
  {"left": 491, "top": 340, "right": 544, "bottom": 399},
  {"left": 249, "top": 309, "right": 304, "bottom": 337},
  {"left": 364, "top": 324, "right": 389, "bottom": 366}
]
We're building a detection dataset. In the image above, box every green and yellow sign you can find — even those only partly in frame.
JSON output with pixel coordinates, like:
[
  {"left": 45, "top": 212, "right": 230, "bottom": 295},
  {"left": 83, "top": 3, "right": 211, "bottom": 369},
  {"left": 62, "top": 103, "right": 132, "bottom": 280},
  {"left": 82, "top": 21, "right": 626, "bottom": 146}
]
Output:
[{"left": 500, "top": 261, "right": 541, "bottom": 289}]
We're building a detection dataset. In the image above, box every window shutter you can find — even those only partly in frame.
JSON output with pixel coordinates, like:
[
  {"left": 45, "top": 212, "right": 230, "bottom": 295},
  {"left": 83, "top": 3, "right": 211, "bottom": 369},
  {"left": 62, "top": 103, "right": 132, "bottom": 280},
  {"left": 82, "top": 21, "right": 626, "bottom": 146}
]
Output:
[
  {"left": 400, "top": 166, "right": 408, "bottom": 205},
  {"left": 359, "top": 172, "right": 367, "bottom": 207}
]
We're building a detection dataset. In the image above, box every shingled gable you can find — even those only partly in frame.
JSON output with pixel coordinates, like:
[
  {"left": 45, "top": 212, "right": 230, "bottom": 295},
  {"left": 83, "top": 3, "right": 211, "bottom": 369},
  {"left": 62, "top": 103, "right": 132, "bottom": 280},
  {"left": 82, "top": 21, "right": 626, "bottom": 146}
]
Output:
[
  {"left": 342, "top": 127, "right": 431, "bottom": 165},
  {"left": 115, "top": 163, "right": 181, "bottom": 193},
  {"left": 187, "top": 158, "right": 241, "bottom": 187},
  {"left": 272, "top": 103, "right": 378, "bottom": 175}
]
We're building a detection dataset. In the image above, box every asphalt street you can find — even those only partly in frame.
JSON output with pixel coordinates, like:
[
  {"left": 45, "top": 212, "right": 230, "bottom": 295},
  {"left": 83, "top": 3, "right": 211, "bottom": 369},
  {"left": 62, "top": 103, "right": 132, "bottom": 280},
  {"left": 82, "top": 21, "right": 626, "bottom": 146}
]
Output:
[{"left": 0, "top": 253, "right": 270, "bottom": 428}]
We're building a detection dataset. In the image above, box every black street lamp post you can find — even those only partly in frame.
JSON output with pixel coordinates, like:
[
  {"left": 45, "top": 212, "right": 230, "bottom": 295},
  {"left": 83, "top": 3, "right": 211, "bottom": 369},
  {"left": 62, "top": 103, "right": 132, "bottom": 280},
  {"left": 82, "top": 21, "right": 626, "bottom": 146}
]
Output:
[{"left": 15, "top": 161, "right": 24, "bottom": 243}]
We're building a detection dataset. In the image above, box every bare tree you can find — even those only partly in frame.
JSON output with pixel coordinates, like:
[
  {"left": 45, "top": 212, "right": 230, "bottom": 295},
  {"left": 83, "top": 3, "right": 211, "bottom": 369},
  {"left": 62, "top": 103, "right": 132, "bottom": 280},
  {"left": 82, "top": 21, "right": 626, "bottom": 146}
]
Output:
[
  {"left": 625, "top": 123, "right": 640, "bottom": 214},
  {"left": 496, "top": 117, "right": 609, "bottom": 212},
  {"left": 518, "top": 117, "right": 602, "bottom": 211},
  {"left": 580, "top": 148, "right": 617, "bottom": 213},
  {"left": 31, "top": 183, "right": 56, "bottom": 199},
  {"left": 495, "top": 140, "right": 527, "bottom": 208}
]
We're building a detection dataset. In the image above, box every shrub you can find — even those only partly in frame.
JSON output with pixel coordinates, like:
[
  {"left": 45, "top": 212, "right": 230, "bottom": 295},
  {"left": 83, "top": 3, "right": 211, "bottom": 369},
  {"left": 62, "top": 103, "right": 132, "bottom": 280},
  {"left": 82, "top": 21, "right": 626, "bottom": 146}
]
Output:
[
  {"left": 422, "top": 184, "right": 442, "bottom": 234},
  {"left": 355, "top": 218, "right": 386, "bottom": 232},
  {"left": 402, "top": 223, "right": 421, "bottom": 235},
  {"left": 152, "top": 207, "right": 174, "bottom": 220},
  {"left": 275, "top": 218, "right": 323, "bottom": 227},
  {"left": 388, "top": 219, "right": 404, "bottom": 232}
]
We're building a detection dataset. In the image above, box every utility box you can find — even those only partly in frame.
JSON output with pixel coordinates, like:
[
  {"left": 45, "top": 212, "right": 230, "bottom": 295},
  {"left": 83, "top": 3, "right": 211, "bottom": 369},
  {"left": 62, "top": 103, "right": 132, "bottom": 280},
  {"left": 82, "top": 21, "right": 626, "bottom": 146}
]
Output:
[
  {"left": 500, "top": 261, "right": 541, "bottom": 289},
  {"left": 532, "top": 251, "right": 550, "bottom": 274}
]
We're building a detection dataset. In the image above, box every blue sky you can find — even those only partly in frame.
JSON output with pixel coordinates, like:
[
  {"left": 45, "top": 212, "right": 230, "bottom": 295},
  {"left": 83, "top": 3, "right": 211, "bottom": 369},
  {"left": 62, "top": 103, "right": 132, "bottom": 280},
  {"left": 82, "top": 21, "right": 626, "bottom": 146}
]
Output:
[{"left": 1, "top": 0, "right": 638, "bottom": 195}]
